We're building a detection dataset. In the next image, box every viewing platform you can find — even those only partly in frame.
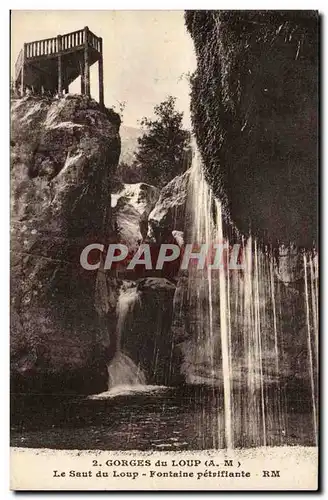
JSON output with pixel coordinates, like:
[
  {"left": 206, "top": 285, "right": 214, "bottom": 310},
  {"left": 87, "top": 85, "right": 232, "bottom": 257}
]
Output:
[{"left": 14, "top": 26, "right": 104, "bottom": 107}]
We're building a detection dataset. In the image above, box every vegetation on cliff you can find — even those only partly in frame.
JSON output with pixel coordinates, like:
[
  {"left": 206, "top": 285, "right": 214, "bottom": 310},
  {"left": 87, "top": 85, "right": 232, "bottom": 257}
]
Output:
[{"left": 185, "top": 10, "right": 318, "bottom": 246}]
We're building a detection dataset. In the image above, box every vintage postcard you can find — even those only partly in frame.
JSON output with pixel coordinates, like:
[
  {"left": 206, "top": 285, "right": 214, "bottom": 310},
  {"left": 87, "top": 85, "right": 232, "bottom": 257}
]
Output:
[{"left": 10, "top": 10, "right": 319, "bottom": 491}]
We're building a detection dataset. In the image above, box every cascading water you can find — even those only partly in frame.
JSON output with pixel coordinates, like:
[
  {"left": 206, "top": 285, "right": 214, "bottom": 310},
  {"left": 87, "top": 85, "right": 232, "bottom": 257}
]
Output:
[
  {"left": 174, "top": 146, "right": 319, "bottom": 449},
  {"left": 90, "top": 280, "right": 171, "bottom": 401},
  {"left": 90, "top": 282, "right": 146, "bottom": 399},
  {"left": 107, "top": 282, "right": 146, "bottom": 388},
  {"left": 303, "top": 253, "right": 318, "bottom": 446}
]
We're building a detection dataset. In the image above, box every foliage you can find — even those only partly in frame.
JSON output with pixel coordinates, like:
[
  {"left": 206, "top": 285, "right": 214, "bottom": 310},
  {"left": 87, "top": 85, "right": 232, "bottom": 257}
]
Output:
[
  {"left": 116, "top": 161, "right": 143, "bottom": 184},
  {"left": 112, "top": 100, "right": 127, "bottom": 121},
  {"left": 134, "top": 96, "right": 191, "bottom": 187}
]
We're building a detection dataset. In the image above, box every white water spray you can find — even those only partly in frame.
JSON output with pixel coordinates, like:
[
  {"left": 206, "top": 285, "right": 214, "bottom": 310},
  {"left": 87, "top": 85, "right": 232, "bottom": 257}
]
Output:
[
  {"left": 108, "top": 282, "right": 146, "bottom": 389},
  {"left": 177, "top": 145, "right": 318, "bottom": 449}
]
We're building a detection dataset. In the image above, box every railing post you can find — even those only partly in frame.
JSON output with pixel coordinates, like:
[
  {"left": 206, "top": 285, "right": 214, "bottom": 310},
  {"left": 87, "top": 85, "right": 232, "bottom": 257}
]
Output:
[
  {"left": 57, "top": 35, "right": 62, "bottom": 96},
  {"left": 84, "top": 26, "right": 90, "bottom": 97},
  {"left": 80, "top": 60, "right": 85, "bottom": 94},
  {"left": 98, "top": 37, "right": 104, "bottom": 109}
]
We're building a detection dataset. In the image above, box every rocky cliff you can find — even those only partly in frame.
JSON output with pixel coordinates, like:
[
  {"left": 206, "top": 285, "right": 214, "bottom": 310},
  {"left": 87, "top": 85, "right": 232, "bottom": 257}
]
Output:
[
  {"left": 112, "top": 182, "right": 159, "bottom": 250},
  {"left": 11, "top": 95, "right": 121, "bottom": 394},
  {"left": 119, "top": 277, "right": 179, "bottom": 386},
  {"left": 185, "top": 10, "right": 318, "bottom": 247},
  {"left": 147, "top": 170, "right": 190, "bottom": 243}
]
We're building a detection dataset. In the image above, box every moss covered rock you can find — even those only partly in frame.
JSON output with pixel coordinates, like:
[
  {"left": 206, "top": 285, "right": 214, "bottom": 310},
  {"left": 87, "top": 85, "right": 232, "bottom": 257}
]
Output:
[{"left": 186, "top": 10, "right": 318, "bottom": 247}]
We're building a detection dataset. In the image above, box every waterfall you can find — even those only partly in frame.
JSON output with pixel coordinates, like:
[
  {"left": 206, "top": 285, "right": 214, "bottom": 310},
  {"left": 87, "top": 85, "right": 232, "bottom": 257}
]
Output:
[
  {"left": 175, "top": 146, "right": 318, "bottom": 449},
  {"left": 90, "top": 281, "right": 170, "bottom": 400},
  {"left": 303, "top": 253, "right": 318, "bottom": 446},
  {"left": 107, "top": 282, "right": 146, "bottom": 388},
  {"left": 185, "top": 150, "right": 235, "bottom": 448}
]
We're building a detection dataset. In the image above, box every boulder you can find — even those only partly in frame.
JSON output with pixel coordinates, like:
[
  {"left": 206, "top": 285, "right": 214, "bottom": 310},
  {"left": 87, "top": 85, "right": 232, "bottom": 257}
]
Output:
[
  {"left": 147, "top": 169, "right": 191, "bottom": 243},
  {"left": 11, "top": 94, "right": 121, "bottom": 394}
]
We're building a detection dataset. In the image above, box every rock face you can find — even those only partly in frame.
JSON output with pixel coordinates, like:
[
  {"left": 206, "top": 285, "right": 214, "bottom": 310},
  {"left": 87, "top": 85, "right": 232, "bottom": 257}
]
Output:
[
  {"left": 119, "top": 277, "right": 180, "bottom": 385},
  {"left": 171, "top": 271, "right": 317, "bottom": 388},
  {"left": 185, "top": 11, "right": 318, "bottom": 247},
  {"left": 147, "top": 169, "right": 191, "bottom": 243},
  {"left": 112, "top": 182, "right": 159, "bottom": 250},
  {"left": 11, "top": 95, "right": 121, "bottom": 394}
]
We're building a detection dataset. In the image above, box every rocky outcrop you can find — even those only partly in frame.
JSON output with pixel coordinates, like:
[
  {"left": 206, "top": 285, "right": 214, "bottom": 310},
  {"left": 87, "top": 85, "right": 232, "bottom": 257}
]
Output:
[
  {"left": 11, "top": 94, "right": 121, "bottom": 394},
  {"left": 147, "top": 169, "right": 191, "bottom": 243},
  {"left": 112, "top": 182, "right": 159, "bottom": 250},
  {"left": 185, "top": 11, "right": 318, "bottom": 247},
  {"left": 119, "top": 277, "right": 180, "bottom": 385}
]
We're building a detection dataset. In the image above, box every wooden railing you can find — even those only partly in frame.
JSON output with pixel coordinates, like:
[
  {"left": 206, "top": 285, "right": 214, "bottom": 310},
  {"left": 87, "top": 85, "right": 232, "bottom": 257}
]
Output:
[
  {"left": 15, "top": 27, "right": 102, "bottom": 79},
  {"left": 61, "top": 29, "right": 85, "bottom": 52},
  {"left": 26, "top": 36, "right": 58, "bottom": 58},
  {"left": 87, "top": 29, "right": 101, "bottom": 52},
  {"left": 25, "top": 29, "right": 85, "bottom": 59}
]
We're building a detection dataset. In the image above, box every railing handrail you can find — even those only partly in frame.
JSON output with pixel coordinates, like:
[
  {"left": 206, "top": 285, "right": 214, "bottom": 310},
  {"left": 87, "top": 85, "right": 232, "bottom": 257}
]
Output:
[
  {"left": 87, "top": 28, "right": 99, "bottom": 41},
  {"left": 24, "top": 28, "right": 101, "bottom": 53},
  {"left": 26, "top": 35, "right": 57, "bottom": 46},
  {"left": 14, "top": 27, "right": 102, "bottom": 76},
  {"left": 24, "top": 28, "right": 85, "bottom": 49},
  {"left": 60, "top": 28, "right": 84, "bottom": 40}
]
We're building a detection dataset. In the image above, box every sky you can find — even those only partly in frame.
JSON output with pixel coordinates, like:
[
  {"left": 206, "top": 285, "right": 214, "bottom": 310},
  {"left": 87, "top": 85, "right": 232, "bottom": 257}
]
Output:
[{"left": 11, "top": 10, "right": 196, "bottom": 129}]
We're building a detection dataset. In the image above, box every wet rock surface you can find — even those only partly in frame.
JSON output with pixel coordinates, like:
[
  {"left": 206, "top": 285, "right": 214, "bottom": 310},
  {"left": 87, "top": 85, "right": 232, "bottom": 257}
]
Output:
[
  {"left": 171, "top": 271, "right": 317, "bottom": 387},
  {"left": 119, "top": 277, "right": 180, "bottom": 385}
]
